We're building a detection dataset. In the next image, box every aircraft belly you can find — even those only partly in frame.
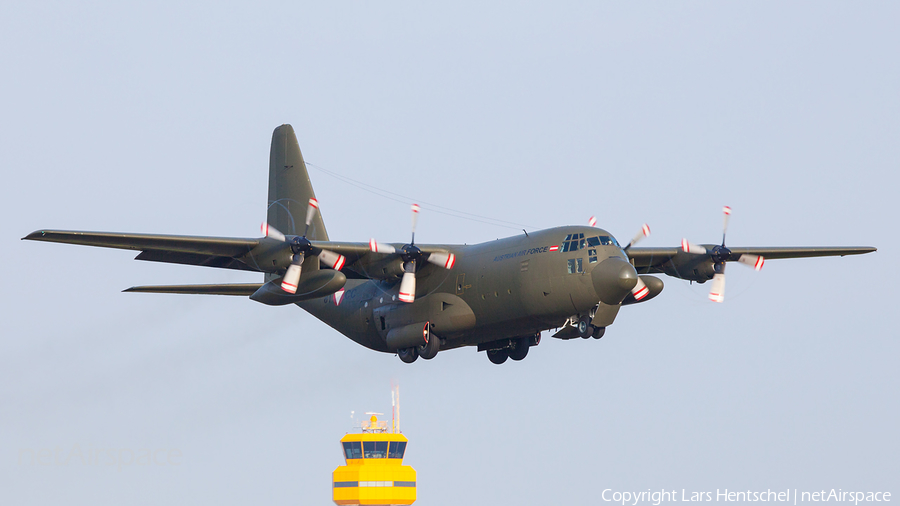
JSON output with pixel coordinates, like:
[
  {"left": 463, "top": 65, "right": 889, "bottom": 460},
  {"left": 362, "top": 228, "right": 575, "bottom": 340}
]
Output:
[{"left": 298, "top": 281, "right": 390, "bottom": 353}]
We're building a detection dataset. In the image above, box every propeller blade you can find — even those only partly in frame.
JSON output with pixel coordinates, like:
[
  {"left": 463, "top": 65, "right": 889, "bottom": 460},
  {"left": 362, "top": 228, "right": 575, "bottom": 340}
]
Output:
[
  {"left": 708, "top": 272, "right": 726, "bottom": 303},
  {"left": 722, "top": 206, "right": 732, "bottom": 243},
  {"left": 261, "top": 222, "right": 286, "bottom": 242},
  {"left": 305, "top": 198, "right": 319, "bottom": 231},
  {"left": 736, "top": 254, "right": 765, "bottom": 271},
  {"left": 369, "top": 238, "right": 396, "bottom": 254},
  {"left": 426, "top": 252, "right": 456, "bottom": 269},
  {"left": 681, "top": 239, "right": 708, "bottom": 254},
  {"left": 398, "top": 270, "right": 416, "bottom": 303},
  {"left": 625, "top": 223, "right": 651, "bottom": 249},
  {"left": 281, "top": 253, "right": 304, "bottom": 294},
  {"left": 318, "top": 249, "right": 346, "bottom": 270},
  {"left": 588, "top": 216, "right": 597, "bottom": 228},
  {"left": 632, "top": 276, "right": 650, "bottom": 301},
  {"left": 410, "top": 203, "right": 420, "bottom": 243}
]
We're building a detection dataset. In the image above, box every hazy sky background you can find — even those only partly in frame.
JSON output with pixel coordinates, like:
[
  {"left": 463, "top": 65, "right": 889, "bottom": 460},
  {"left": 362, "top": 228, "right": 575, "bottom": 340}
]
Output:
[{"left": 1, "top": 2, "right": 897, "bottom": 505}]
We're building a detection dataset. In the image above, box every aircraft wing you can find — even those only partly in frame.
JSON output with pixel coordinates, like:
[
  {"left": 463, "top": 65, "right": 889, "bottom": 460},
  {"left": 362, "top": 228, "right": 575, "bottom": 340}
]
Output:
[
  {"left": 22, "top": 230, "right": 457, "bottom": 280},
  {"left": 124, "top": 283, "right": 263, "bottom": 295},
  {"left": 628, "top": 246, "right": 876, "bottom": 268},
  {"left": 23, "top": 230, "right": 263, "bottom": 272}
]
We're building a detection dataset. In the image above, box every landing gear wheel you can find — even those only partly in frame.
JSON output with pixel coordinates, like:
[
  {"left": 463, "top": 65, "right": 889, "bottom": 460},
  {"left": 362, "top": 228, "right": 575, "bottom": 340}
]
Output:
[
  {"left": 398, "top": 347, "right": 418, "bottom": 363},
  {"left": 487, "top": 348, "right": 509, "bottom": 365},
  {"left": 592, "top": 326, "right": 606, "bottom": 339},
  {"left": 417, "top": 332, "right": 440, "bottom": 360},
  {"left": 577, "top": 315, "right": 594, "bottom": 339},
  {"left": 508, "top": 337, "right": 529, "bottom": 361}
]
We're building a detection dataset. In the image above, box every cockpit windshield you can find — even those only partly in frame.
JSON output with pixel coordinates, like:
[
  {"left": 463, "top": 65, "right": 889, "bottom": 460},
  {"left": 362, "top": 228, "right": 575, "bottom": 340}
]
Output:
[
  {"left": 562, "top": 233, "right": 619, "bottom": 251},
  {"left": 587, "top": 235, "right": 619, "bottom": 247}
]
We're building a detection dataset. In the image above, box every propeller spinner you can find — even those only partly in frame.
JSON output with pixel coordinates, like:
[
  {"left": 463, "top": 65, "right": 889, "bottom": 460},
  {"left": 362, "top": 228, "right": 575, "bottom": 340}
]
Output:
[
  {"left": 261, "top": 198, "right": 346, "bottom": 294},
  {"left": 681, "top": 206, "right": 764, "bottom": 303},
  {"left": 370, "top": 204, "right": 456, "bottom": 303}
]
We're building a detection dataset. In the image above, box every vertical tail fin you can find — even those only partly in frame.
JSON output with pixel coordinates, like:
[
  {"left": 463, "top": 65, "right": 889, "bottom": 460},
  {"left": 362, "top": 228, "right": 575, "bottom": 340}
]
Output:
[{"left": 266, "top": 124, "right": 329, "bottom": 241}]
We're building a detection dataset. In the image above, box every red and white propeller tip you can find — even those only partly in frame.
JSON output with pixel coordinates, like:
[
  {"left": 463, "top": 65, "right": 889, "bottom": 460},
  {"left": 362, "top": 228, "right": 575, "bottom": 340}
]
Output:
[
  {"left": 681, "top": 239, "right": 707, "bottom": 254},
  {"left": 398, "top": 272, "right": 416, "bottom": 303},
  {"left": 737, "top": 254, "right": 764, "bottom": 271},
  {"left": 427, "top": 252, "right": 456, "bottom": 269},
  {"left": 369, "top": 239, "right": 396, "bottom": 254},
  {"left": 588, "top": 216, "right": 597, "bottom": 228},
  {"left": 626, "top": 223, "right": 651, "bottom": 249},
  {"left": 261, "top": 222, "right": 286, "bottom": 242},
  {"left": 632, "top": 277, "right": 650, "bottom": 301},
  {"left": 708, "top": 273, "right": 726, "bottom": 303},
  {"left": 281, "top": 255, "right": 304, "bottom": 294},
  {"left": 305, "top": 198, "right": 319, "bottom": 229}
]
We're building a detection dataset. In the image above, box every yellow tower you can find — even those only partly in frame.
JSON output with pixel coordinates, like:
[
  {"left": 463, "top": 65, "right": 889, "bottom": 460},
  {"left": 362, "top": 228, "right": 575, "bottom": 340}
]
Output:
[{"left": 333, "top": 386, "right": 416, "bottom": 505}]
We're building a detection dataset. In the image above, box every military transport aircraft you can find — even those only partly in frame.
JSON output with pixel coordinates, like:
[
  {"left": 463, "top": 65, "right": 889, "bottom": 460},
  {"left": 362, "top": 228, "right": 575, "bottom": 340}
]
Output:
[{"left": 23, "top": 125, "right": 876, "bottom": 364}]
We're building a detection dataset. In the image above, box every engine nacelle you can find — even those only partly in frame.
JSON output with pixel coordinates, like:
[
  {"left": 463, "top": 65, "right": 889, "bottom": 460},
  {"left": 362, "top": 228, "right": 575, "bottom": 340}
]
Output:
[
  {"left": 385, "top": 322, "right": 431, "bottom": 350},
  {"left": 658, "top": 251, "right": 716, "bottom": 282}
]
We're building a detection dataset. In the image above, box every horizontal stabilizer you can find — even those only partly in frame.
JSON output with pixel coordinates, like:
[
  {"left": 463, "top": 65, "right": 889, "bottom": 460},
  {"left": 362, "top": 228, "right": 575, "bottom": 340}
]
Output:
[{"left": 124, "top": 284, "right": 263, "bottom": 295}]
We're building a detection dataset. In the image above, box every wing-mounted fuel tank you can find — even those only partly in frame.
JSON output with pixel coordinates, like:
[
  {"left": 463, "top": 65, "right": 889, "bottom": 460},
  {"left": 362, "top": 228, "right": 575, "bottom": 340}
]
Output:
[
  {"left": 373, "top": 292, "right": 476, "bottom": 343},
  {"left": 250, "top": 269, "right": 346, "bottom": 306}
]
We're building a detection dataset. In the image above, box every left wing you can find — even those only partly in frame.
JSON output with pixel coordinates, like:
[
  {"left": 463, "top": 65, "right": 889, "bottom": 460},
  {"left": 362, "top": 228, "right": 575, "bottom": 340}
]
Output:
[{"left": 628, "top": 245, "right": 875, "bottom": 280}]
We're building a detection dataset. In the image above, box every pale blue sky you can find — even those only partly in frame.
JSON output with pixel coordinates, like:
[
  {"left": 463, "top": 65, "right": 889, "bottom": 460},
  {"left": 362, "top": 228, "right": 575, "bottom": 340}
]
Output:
[{"left": 1, "top": 2, "right": 897, "bottom": 505}]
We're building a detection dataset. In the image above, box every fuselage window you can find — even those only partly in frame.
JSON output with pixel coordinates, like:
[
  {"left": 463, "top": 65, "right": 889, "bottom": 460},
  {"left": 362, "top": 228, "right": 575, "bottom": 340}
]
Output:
[
  {"left": 388, "top": 441, "right": 407, "bottom": 459},
  {"left": 363, "top": 441, "right": 388, "bottom": 459},
  {"left": 343, "top": 441, "right": 363, "bottom": 460},
  {"left": 567, "top": 258, "right": 584, "bottom": 274},
  {"left": 588, "top": 248, "right": 598, "bottom": 264}
]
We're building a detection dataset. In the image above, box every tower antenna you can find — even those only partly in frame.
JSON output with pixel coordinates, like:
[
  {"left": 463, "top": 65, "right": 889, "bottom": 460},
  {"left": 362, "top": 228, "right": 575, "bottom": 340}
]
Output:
[{"left": 391, "top": 382, "right": 401, "bottom": 433}]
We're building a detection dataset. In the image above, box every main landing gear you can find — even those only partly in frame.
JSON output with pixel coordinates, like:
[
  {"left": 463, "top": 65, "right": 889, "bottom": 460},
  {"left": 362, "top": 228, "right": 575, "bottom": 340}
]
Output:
[
  {"left": 577, "top": 315, "right": 605, "bottom": 339},
  {"left": 480, "top": 334, "right": 540, "bottom": 365},
  {"left": 396, "top": 332, "right": 441, "bottom": 364}
]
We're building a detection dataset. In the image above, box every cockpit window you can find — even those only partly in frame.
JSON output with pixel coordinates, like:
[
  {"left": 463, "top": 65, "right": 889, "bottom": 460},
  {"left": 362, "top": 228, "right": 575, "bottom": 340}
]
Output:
[
  {"left": 363, "top": 441, "right": 388, "bottom": 459},
  {"left": 343, "top": 441, "right": 362, "bottom": 460},
  {"left": 587, "top": 235, "right": 619, "bottom": 247},
  {"left": 388, "top": 441, "right": 407, "bottom": 459},
  {"left": 561, "top": 233, "right": 585, "bottom": 252}
]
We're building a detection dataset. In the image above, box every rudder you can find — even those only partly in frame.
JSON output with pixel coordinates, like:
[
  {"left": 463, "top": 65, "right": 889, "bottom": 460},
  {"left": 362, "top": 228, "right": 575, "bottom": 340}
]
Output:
[{"left": 266, "top": 124, "right": 329, "bottom": 241}]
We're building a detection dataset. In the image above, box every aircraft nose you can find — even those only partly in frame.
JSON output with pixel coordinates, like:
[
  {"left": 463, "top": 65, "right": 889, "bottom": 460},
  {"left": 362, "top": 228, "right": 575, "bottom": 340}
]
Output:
[{"left": 591, "top": 257, "right": 639, "bottom": 305}]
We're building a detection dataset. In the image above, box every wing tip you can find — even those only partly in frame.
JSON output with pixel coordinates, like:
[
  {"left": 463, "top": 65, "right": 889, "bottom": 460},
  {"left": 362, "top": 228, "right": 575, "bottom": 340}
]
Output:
[{"left": 22, "top": 230, "right": 46, "bottom": 241}]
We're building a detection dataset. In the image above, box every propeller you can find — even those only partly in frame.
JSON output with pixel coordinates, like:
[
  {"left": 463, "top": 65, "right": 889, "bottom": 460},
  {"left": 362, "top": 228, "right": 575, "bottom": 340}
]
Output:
[
  {"left": 369, "top": 204, "right": 456, "bottom": 303},
  {"left": 622, "top": 223, "right": 651, "bottom": 301},
  {"left": 261, "top": 198, "right": 346, "bottom": 294},
  {"left": 680, "top": 206, "right": 764, "bottom": 303}
]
